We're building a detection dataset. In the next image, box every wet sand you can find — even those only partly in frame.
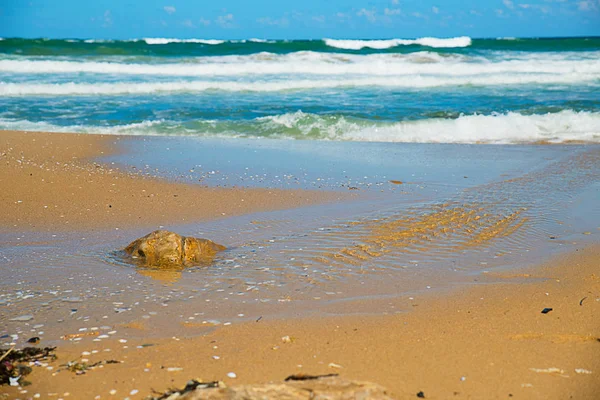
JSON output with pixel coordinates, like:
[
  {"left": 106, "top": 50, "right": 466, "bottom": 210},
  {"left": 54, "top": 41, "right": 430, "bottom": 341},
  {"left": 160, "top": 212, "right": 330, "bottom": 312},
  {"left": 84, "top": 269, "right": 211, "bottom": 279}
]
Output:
[
  {"left": 1, "top": 130, "right": 599, "bottom": 399},
  {"left": 0, "top": 130, "right": 345, "bottom": 232},
  {"left": 2, "top": 244, "right": 599, "bottom": 399}
]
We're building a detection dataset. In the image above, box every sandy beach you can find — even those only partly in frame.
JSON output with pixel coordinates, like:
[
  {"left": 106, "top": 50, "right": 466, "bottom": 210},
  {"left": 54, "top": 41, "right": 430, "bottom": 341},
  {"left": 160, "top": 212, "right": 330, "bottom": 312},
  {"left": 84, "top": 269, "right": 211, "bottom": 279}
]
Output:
[
  {"left": 0, "top": 130, "right": 345, "bottom": 232},
  {"left": 3, "top": 243, "right": 599, "bottom": 399},
  {"left": 1, "top": 130, "right": 599, "bottom": 399}
]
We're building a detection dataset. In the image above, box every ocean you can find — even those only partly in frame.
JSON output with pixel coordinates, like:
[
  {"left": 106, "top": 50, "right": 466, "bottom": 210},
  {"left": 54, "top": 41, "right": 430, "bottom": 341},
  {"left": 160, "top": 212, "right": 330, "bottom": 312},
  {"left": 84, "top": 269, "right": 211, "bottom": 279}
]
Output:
[{"left": 0, "top": 36, "right": 599, "bottom": 143}]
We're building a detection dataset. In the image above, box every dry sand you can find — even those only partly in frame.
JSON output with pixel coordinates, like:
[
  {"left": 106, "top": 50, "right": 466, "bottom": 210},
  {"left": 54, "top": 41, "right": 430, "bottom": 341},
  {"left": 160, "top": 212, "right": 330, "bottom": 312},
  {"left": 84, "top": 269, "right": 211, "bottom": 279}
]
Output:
[{"left": 0, "top": 130, "right": 345, "bottom": 232}]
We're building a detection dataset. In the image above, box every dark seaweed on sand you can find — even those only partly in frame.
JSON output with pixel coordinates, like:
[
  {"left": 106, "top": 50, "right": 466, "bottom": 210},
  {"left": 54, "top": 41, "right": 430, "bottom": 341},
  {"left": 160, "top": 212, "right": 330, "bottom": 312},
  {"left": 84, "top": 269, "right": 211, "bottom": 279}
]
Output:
[
  {"left": 149, "top": 380, "right": 221, "bottom": 400},
  {"left": 0, "top": 347, "right": 56, "bottom": 386},
  {"left": 285, "top": 373, "right": 339, "bottom": 381},
  {"left": 63, "top": 359, "right": 121, "bottom": 375}
]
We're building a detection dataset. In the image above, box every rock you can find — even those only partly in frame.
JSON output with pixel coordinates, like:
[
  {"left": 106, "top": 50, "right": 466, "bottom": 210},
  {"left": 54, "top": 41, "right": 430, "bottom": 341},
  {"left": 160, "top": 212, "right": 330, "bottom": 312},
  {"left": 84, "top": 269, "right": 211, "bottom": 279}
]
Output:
[
  {"left": 177, "top": 377, "right": 394, "bottom": 399},
  {"left": 124, "top": 230, "right": 225, "bottom": 268}
]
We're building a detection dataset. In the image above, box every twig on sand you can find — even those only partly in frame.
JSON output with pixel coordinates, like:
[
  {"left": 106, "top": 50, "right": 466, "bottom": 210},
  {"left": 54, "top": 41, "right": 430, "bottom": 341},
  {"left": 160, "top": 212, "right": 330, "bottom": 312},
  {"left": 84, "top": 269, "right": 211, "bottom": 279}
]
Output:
[{"left": 0, "top": 346, "right": 15, "bottom": 363}]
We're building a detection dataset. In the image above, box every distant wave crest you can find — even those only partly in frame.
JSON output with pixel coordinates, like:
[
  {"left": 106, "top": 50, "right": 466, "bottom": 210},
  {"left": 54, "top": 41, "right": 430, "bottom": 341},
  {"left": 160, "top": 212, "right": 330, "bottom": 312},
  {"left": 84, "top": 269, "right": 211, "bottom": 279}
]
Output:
[
  {"left": 2, "top": 70, "right": 598, "bottom": 96},
  {"left": 142, "top": 38, "right": 225, "bottom": 45},
  {"left": 2, "top": 51, "right": 598, "bottom": 83},
  {"left": 324, "top": 36, "right": 472, "bottom": 50}
]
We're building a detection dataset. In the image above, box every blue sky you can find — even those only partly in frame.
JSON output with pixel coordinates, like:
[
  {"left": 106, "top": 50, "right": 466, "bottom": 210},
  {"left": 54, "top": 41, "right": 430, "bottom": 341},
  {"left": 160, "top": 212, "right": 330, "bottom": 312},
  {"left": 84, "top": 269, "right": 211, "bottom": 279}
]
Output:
[{"left": 1, "top": 0, "right": 599, "bottom": 39}]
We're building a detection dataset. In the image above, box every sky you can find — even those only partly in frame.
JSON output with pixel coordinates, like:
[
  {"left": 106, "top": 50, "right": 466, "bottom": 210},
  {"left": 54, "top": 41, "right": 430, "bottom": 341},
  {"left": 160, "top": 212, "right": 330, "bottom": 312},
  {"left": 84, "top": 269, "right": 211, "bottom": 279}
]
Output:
[{"left": 1, "top": 0, "right": 599, "bottom": 39}]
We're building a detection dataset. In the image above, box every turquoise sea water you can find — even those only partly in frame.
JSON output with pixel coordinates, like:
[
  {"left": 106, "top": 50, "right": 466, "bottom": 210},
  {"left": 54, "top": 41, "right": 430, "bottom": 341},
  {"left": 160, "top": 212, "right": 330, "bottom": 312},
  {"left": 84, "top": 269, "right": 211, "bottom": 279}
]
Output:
[{"left": 0, "top": 36, "right": 599, "bottom": 143}]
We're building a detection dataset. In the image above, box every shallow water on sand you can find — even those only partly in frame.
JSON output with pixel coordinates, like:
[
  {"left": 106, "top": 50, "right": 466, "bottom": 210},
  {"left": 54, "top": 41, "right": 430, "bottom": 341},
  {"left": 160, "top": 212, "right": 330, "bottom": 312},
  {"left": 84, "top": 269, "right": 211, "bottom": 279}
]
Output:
[{"left": 1, "top": 139, "right": 599, "bottom": 345}]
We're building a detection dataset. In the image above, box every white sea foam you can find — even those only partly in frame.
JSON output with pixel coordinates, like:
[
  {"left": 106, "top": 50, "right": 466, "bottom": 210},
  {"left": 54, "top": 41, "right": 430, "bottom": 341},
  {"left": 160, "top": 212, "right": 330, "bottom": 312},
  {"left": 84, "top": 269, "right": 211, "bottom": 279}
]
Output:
[
  {"left": 2, "top": 70, "right": 598, "bottom": 96},
  {"left": 1, "top": 51, "right": 598, "bottom": 79},
  {"left": 142, "top": 38, "right": 225, "bottom": 45},
  {"left": 83, "top": 39, "right": 114, "bottom": 43},
  {"left": 1, "top": 111, "right": 598, "bottom": 144},
  {"left": 0, "top": 118, "right": 168, "bottom": 135},
  {"left": 249, "top": 38, "right": 274, "bottom": 43},
  {"left": 338, "top": 110, "right": 600, "bottom": 144},
  {"left": 324, "top": 36, "right": 472, "bottom": 50}
]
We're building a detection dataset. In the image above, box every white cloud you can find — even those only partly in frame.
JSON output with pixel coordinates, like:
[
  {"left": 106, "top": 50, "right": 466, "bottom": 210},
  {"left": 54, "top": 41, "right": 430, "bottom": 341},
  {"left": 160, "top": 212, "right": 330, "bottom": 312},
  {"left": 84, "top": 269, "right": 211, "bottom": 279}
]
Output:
[
  {"left": 199, "top": 18, "right": 211, "bottom": 26},
  {"left": 432, "top": 6, "right": 440, "bottom": 14},
  {"left": 102, "top": 10, "right": 112, "bottom": 27},
  {"left": 182, "top": 19, "right": 195, "bottom": 28},
  {"left": 578, "top": 0, "right": 599, "bottom": 10},
  {"left": 163, "top": 6, "right": 176, "bottom": 15},
  {"left": 335, "top": 12, "right": 352, "bottom": 21},
  {"left": 216, "top": 13, "right": 235, "bottom": 28},
  {"left": 495, "top": 8, "right": 506, "bottom": 16},
  {"left": 384, "top": 8, "right": 401, "bottom": 15},
  {"left": 470, "top": 9, "right": 483, "bottom": 16},
  {"left": 312, "top": 15, "right": 326, "bottom": 23},
  {"left": 518, "top": 3, "right": 551, "bottom": 12},
  {"left": 392, "top": 0, "right": 400, "bottom": 4},
  {"left": 503, "top": 0, "right": 515, "bottom": 9},
  {"left": 256, "top": 16, "right": 289, "bottom": 27},
  {"left": 357, "top": 8, "right": 377, "bottom": 22}
]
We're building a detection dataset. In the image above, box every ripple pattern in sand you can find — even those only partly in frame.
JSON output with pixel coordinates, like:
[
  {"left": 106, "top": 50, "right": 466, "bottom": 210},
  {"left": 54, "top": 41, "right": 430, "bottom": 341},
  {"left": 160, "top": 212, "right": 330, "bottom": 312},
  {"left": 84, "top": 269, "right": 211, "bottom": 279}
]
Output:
[{"left": 222, "top": 148, "right": 600, "bottom": 280}]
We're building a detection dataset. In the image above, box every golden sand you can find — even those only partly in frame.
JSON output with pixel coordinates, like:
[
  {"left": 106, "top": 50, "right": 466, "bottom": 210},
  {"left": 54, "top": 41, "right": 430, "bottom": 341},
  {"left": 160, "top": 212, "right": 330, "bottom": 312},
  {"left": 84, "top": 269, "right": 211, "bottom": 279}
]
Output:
[{"left": 0, "top": 130, "right": 347, "bottom": 232}]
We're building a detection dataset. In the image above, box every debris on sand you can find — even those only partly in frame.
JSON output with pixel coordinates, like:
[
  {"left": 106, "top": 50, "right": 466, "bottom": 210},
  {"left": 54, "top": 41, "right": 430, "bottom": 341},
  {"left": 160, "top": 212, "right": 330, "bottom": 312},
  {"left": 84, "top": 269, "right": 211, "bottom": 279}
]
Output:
[
  {"left": 62, "top": 359, "right": 121, "bottom": 375},
  {"left": 148, "top": 380, "right": 221, "bottom": 400},
  {"left": 284, "top": 373, "right": 339, "bottom": 381},
  {"left": 0, "top": 347, "right": 57, "bottom": 386}
]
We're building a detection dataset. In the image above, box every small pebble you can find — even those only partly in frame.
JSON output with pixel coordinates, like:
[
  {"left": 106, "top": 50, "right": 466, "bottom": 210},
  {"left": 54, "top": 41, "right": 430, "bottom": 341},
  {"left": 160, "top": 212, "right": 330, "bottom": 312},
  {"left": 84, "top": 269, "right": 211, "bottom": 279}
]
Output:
[
  {"left": 130, "top": 389, "right": 138, "bottom": 395},
  {"left": 10, "top": 315, "right": 33, "bottom": 321},
  {"left": 227, "top": 372, "right": 237, "bottom": 378},
  {"left": 575, "top": 368, "right": 592, "bottom": 374}
]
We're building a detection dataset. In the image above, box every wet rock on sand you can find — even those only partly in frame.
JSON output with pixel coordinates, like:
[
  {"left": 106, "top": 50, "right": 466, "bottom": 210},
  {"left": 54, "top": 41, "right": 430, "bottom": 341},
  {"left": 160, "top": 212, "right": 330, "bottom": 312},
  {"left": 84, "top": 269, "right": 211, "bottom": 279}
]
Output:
[{"left": 124, "top": 230, "right": 226, "bottom": 268}]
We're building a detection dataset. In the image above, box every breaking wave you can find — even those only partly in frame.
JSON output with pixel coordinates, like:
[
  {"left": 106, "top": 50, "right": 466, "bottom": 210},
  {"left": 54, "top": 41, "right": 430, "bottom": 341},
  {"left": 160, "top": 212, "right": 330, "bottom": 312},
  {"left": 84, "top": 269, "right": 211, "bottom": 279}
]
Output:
[
  {"left": 2, "top": 71, "right": 598, "bottom": 96},
  {"left": 2, "top": 51, "right": 597, "bottom": 79},
  {"left": 324, "top": 36, "right": 472, "bottom": 50},
  {"left": 142, "top": 38, "right": 225, "bottom": 45},
  {"left": 1, "top": 110, "right": 598, "bottom": 144}
]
